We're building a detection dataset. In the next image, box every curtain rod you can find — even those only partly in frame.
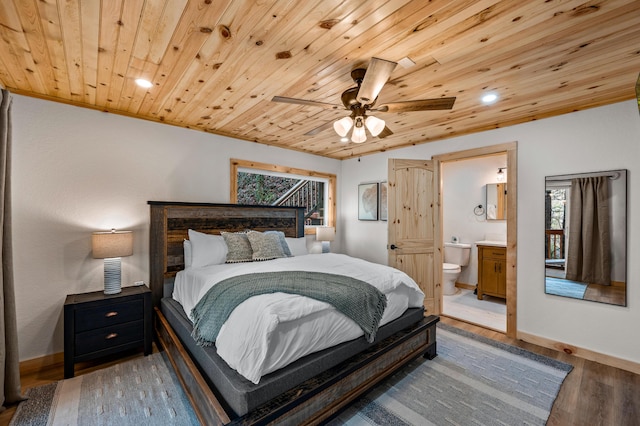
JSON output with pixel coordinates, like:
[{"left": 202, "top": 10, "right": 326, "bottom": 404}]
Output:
[{"left": 546, "top": 170, "right": 621, "bottom": 182}]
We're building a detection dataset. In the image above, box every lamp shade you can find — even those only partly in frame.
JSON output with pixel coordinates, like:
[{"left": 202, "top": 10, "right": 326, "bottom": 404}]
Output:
[
  {"left": 496, "top": 168, "right": 506, "bottom": 182},
  {"left": 316, "top": 226, "right": 335, "bottom": 242},
  {"left": 333, "top": 116, "right": 353, "bottom": 137},
  {"left": 365, "top": 115, "right": 385, "bottom": 136},
  {"left": 92, "top": 230, "right": 133, "bottom": 259},
  {"left": 351, "top": 125, "right": 367, "bottom": 143}
]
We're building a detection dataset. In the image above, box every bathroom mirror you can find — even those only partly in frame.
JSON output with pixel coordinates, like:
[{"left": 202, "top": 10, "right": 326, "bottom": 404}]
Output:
[
  {"left": 544, "top": 169, "right": 627, "bottom": 306},
  {"left": 486, "top": 183, "right": 507, "bottom": 220}
]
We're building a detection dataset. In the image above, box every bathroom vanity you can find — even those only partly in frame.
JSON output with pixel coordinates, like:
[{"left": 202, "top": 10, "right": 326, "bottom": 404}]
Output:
[{"left": 476, "top": 242, "right": 507, "bottom": 300}]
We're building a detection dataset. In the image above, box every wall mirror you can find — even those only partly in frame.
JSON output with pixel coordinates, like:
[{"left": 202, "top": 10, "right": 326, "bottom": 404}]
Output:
[
  {"left": 486, "top": 183, "right": 507, "bottom": 220},
  {"left": 544, "top": 169, "right": 627, "bottom": 306}
]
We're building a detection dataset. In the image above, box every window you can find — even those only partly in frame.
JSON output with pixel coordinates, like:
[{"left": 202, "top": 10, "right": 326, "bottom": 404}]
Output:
[
  {"left": 230, "top": 159, "right": 336, "bottom": 234},
  {"left": 545, "top": 186, "right": 569, "bottom": 265}
]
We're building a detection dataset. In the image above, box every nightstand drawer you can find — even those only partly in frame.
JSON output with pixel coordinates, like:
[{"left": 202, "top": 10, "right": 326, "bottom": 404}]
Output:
[
  {"left": 75, "top": 320, "right": 144, "bottom": 356},
  {"left": 75, "top": 300, "right": 143, "bottom": 332}
]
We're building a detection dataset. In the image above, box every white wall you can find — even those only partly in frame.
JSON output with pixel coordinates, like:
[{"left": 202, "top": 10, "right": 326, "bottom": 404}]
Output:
[
  {"left": 11, "top": 95, "right": 341, "bottom": 361},
  {"left": 12, "top": 93, "right": 640, "bottom": 368},
  {"left": 442, "top": 155, "right": 507, "bottom": 286},
  {"left": 339, "top": 99, "right": 640, "bottom": 366}
]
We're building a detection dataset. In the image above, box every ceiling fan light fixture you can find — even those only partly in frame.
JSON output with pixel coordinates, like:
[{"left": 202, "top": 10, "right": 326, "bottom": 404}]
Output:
[
  {"left": 351, "top": 124, "right": 367, "bottom": 143},
  {"left": 365, "top": 115, "right": 385, "bottom": 136},
  {"left": 333, "top": 116, "right": 353, "bottom": 137}
]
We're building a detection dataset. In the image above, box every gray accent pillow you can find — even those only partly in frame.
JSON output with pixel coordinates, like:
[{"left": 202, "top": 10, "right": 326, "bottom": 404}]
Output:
[
  {"left": 247, "top": 231, "right": 286, "bottom": 261},
  {"left": 264, "top": 230, "right": 292, "bottom": 257},
  {"left": 221, "top": 232, "right": 254, "bottom": 263}
]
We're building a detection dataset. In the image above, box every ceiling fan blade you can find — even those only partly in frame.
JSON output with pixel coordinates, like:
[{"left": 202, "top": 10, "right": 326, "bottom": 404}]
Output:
[
  {"left": 376, "top": 97, "right": 456, "bottom": 113},
  {"left": 356, "top": 57, "right": 397, "bottom": 105},
  {"left": 304, "top": 120, "right": 336, "bottom": 136},
  {"left": 377, "top": 126, "right": 394, "bottom": 139},
  {"left": 271, "top": 96, "right": 340, "bottom": 110}
]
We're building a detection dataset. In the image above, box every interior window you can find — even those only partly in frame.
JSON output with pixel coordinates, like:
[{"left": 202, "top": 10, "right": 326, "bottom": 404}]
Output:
[{"left": 230, "top": 159, "right": 336, "bottom": 233}]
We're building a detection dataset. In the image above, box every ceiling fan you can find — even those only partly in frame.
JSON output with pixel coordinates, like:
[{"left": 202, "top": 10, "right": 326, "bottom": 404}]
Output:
[{"left": 271, "top": 57, "right": 456, "bottom": 143}]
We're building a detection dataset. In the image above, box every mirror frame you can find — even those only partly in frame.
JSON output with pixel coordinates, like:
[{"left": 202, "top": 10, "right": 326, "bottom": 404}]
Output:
[{"left": 544, "top": 169, "right": 627, "bottom": 306}]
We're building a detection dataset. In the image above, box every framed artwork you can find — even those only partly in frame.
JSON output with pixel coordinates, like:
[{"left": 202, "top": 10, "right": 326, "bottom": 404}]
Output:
[
  {"left": 358, "top": 183, "right": 379, "bottom": 220},
  {"left": 379, "top": 181, "right": 388, "bottom": 221}
]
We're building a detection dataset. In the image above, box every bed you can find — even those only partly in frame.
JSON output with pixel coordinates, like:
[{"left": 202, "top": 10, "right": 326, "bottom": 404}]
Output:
[{"left": 148, "top": 201, "right": 439, "bottom": 425}]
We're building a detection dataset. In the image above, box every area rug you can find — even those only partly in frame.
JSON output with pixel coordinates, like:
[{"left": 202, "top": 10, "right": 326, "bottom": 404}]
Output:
[
  {"left": 9, "top": 352, "right": 199, "bottom": 426},
  {"left": 328, "top": 323, "right": 573, "bottom": 425},
  {"left": 10, "top": 325, "right": 572, "bottom": 426},
  {"left": 546, "top": 277, "right": 588, "bottom": 299}
]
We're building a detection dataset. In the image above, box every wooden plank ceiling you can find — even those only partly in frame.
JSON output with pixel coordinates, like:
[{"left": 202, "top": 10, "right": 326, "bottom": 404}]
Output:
[{"left": 1, "top": 0, "right": 639, "bottom": 160}]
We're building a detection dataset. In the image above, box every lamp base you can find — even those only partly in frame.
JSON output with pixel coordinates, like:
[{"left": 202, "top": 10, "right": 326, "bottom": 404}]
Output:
[
  {"left": 321, "top": 241, "right": 331, "bottom": 253},
  {"left": 103, "top": 257, "right": 122, "bottom": 295}
]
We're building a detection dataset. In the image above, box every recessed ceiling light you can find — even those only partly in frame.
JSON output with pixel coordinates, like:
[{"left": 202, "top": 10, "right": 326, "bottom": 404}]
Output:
[
  {"left": 481, "top": 93, "right": 498, "bottom": 104},
  {"left": 135, "top": 78, "right": 153, "bottom": 88}
]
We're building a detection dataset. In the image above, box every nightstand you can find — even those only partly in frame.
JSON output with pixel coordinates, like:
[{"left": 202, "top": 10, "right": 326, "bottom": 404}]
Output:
[{"left": 64, "top": 285, "right": 152, "bottom": 378}]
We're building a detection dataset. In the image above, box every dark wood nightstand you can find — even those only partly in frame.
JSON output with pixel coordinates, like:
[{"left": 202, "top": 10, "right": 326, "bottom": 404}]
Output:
[{"left": 64, "top": 285, "right": 152, "bottom": 378}]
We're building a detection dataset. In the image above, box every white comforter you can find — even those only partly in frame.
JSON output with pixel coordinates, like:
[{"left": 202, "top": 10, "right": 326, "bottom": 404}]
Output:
[{"left": 172, "top": 253, "right": 424, "bottom": 384}]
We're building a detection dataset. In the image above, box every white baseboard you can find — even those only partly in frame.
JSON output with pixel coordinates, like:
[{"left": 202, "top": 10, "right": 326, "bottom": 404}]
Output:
[{"left": 517, "top": 331, "right": 640, "bottom": 375}]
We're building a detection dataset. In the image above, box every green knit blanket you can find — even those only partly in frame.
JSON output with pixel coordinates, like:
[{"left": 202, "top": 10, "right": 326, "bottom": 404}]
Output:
[{"left": 191, "top": 271, "right": 387, "bottom": 346}]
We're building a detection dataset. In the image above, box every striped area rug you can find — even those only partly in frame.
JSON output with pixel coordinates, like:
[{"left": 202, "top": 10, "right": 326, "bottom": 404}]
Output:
[
  {"left": 10, "top": 352, "right": 199, "bottom": 426},
  {"left": 329, "top": 323, "right": 573, "bottom": 425},
  {"left": 11, "top": 324, "right": 571, "bottom": 425}
]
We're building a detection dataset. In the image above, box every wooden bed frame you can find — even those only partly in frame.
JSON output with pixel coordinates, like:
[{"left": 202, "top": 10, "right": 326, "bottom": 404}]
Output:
[{"left": 148, "top": 201, "right": 439, "bottom": 425}]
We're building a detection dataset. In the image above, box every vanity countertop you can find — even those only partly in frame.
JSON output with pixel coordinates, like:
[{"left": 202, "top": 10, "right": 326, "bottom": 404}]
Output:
[{"left": 475, "top": 240, "right": 507, "bottom": 247}]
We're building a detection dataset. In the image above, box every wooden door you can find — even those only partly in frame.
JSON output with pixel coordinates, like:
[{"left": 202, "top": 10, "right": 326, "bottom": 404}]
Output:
[{"left": 388, "top": 159, "right": 440, "bottom": 314}]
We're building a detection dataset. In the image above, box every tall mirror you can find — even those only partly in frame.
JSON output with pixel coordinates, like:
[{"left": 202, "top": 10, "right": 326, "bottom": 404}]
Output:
[
  {"left": 486, "top": 183, "right": 507, "bottom": 220},
  {"left": 544, "top": 169, "right": 627, "bottom": 306}
]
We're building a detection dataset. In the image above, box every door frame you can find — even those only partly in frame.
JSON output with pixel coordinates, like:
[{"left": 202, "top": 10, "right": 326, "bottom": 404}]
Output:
[{"left": 433, "top": 142, "right": 517, "bottom": 338}]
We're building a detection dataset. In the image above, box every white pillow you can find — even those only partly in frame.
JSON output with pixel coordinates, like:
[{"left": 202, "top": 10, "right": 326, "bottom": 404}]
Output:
[
  {"left": 183, "top": 239, "right": 192, "bottom": 268},
  {"left": 187, "top": 229, "right": 228, "bottom": 268},
  {"left": 285, "top": 237, "right": 308, "bottom": 256}
]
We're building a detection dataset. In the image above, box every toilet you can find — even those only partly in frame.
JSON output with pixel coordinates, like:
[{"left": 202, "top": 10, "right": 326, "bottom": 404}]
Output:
[{"left": 443, "top": 242, "right": 471, "bottom": 295}]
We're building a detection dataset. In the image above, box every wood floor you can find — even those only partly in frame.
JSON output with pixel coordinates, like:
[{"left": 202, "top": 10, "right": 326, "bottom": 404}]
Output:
[
  {"left": 2, "top": 318, "right": 638, "bottom": 426},
  {"left": 545, "top": 268, "right": 626, "bottom": 306},
  {"left": 584, "top": 283, "right": 626, "bottom": 306}
]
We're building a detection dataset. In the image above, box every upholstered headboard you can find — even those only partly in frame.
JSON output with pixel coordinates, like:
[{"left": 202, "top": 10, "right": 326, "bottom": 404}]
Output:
[{"left": 148, "top": 201, "right": 305, "bottom": 306}]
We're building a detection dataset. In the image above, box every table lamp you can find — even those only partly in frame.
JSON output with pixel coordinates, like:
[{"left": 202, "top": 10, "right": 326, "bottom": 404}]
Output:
[
  {"left": 92, "top": 229, "right": 133, "bottom": 294},
  {"left": 316, "top": 227, "right": 335, "bottom": 253}
]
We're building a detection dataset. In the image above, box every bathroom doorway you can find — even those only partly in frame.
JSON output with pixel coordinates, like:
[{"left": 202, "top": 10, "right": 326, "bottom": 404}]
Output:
[{"left": 434, "top": 143, "right": 517, "bottom": 337}]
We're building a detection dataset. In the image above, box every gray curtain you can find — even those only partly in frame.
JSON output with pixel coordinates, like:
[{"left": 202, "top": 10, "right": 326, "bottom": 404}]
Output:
[
  {"left": 565, "top": 176, "right": 611, "bottom": 285},
  {"left": 0, "top": 89, "right": 22, "bottom": 410}
]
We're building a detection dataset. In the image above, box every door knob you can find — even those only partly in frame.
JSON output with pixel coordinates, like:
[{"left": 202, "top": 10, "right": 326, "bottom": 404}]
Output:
[{"left": 390, "top": 244, "right": 397, "bottom": 250}]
